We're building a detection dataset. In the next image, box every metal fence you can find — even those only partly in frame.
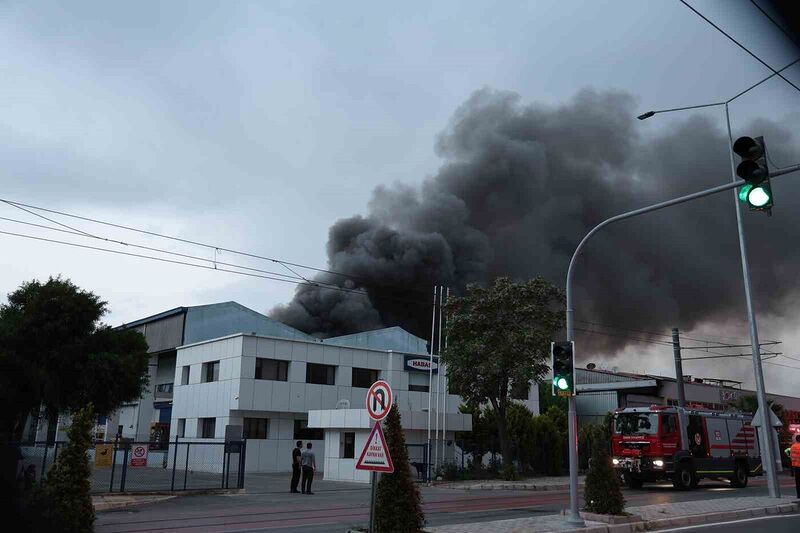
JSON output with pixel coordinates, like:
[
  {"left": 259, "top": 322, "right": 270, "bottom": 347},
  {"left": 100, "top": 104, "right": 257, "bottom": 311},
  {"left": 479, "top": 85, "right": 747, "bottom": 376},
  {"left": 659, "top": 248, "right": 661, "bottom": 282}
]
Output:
[{"left": 16, "top": 437, "right": 246, "bottom": 494}]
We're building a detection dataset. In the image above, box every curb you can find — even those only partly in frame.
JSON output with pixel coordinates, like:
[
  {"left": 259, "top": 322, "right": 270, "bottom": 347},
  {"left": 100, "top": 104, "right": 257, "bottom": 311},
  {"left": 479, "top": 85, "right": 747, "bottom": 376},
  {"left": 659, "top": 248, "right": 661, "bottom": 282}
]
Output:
[
  {"left": 436, "top": 482, "right": 583, "bottom": 492},
  {"left": 93, "top": 495, "right": 177, "bottom": 512},
  {"left": 548, "top": 501, "right": 800, "bottom": 533}
]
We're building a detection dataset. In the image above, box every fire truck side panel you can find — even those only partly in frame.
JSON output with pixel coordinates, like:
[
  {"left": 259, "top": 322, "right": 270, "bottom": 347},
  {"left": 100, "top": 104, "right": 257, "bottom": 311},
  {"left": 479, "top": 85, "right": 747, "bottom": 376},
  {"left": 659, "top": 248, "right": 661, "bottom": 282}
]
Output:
[{"left": 707, "top": 417, "right": 730, "bottom": 459}]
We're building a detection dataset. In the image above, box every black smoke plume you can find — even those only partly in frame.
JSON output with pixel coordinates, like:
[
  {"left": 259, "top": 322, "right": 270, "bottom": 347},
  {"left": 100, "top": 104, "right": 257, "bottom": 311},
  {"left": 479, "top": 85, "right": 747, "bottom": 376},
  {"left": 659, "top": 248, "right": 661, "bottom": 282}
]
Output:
[{"left": 270, "top": 88, "right": 800, "bottom": 351}]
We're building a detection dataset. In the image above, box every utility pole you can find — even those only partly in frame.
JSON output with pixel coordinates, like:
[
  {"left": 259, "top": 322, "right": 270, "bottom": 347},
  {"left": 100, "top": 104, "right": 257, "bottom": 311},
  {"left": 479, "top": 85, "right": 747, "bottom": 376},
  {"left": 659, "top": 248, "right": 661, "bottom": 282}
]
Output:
[{"left": 672, "top": 328, "right": 686, "bottom": 408}]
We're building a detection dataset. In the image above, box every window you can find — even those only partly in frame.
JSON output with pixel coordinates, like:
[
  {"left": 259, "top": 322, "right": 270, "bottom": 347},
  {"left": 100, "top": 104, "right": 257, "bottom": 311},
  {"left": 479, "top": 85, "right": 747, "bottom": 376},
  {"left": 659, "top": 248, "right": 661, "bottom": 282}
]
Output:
[
  {"left": 181, "top": 366, "right": 190, "bottom": 385},
  {"left": 662, "top": 414, "right": 678, "bottom": 435},
  {"left": 293, "top": 419, "right": 323, "bottom": 440},
  {"left": 156, "top": 383, "right": 174, "bottom": 394},
  {"left": 177, "top": 419, "right": 186, "bottom": 438},
  {"left": 255, "top": 358, "right": 288, "bottom": 381},
  {"left": 343, "top": 432, "right": 355, "bottom": 459},
  {"left": 306, "top": 363, "right": 336, "bottom": 385},
  {"left": 408, "top": 372, "right": 429, "bottom": 393},
  {"left": 203, "top": 361, "right": 220, "bottom": 383},
  {"left": 200, "top": 417, "right": 216, "bottom": 438},
  {"left": 243, "top": 418, "right": 269, "bottom": 439},
  {"left": 352, "top": 368, "right": 379, "bottom": 388},
  {"left": 117, "top": 425, "right": 123, "bottom": 438},
  {"left": 614, "top": 413, "right": 658, "bottom": 435}
]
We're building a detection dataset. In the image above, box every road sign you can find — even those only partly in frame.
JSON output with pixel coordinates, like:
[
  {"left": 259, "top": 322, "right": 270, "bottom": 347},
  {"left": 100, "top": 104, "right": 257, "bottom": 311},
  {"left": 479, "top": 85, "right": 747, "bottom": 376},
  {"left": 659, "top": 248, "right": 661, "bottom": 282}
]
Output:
[
  {"left": 95, "top": 444, "right": 113, "bottom": 468},
  {"left": 366, "top": 380, "right": 392, "bottom": 421},
  {"left": 752, "top": 407, "right": 783, "bottom": 428},
  {"left": 130, "top": 444, "right": 149, "bottom": 467},
  {"left": 356, "top": 422, "right": 394, "bottom": 473}
]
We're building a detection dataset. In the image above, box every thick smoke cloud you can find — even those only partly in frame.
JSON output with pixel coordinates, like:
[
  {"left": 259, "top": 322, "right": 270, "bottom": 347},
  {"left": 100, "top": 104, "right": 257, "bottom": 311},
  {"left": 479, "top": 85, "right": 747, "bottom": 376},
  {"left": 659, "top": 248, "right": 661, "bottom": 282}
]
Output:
[{"left": 270, "top": 88, "right": 800, "bottom": 351}]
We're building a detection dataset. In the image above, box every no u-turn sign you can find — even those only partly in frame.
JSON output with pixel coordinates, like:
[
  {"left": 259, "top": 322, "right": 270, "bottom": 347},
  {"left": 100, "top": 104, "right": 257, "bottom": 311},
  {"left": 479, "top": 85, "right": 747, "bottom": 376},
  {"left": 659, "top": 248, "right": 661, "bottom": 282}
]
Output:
[{"left": 366, "top": 380, "right": 392, "bottom": 421}]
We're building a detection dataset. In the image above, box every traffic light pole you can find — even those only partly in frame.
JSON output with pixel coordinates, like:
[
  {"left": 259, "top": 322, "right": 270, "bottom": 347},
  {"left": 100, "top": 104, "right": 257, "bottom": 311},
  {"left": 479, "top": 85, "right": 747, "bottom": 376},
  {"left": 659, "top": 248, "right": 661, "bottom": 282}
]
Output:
[
  {"left": 724, "top": 104, "right": 779, "bottom": 497},
  {"left": 564, "top": 168, "right": 800, "bottom": 525}
]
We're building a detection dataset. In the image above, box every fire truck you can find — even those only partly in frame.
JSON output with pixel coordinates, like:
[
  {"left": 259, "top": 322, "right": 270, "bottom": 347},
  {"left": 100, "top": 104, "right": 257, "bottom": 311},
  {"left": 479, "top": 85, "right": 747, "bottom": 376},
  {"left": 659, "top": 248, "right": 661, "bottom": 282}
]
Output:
[{"left": 611, "top": 405, "right": 763, "bottom": 490}]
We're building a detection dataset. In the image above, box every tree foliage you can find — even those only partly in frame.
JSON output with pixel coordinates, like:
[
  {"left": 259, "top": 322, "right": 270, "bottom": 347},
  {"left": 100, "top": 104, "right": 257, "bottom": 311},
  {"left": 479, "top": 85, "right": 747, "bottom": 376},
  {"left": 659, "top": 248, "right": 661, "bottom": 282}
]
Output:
[
  {"left": 374, "top": 405, "right": 425, "bottom": 532},
  {"left": 25, "top": 405, "right": 96, "bottom": 532},
  {"left": 442, "top": 277, "right": 564, "bottom": 466},
  {"left": 0, "top": 277, "right": 149, "bottom": 439},
  {"left": 583, "top": 439, "right": 625, "bottom": 515}
]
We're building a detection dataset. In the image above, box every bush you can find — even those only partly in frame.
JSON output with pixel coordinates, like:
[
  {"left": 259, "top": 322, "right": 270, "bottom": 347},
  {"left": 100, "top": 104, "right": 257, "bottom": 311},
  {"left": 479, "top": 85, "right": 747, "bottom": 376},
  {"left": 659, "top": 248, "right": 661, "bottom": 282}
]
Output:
[
  {"left": 22, "top": 406, "right": 96, "bottom": 533},
  {"left": 374, "top": 406, "right": 425, "bottom": 532},
  {"left": 583, "top": 439, "right": 625, "bottom": 515}
]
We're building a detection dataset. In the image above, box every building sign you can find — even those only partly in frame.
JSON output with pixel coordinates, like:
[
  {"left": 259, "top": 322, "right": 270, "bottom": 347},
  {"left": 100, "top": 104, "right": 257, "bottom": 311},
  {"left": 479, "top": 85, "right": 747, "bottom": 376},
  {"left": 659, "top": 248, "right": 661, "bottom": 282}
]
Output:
[
  {"left": 404, "top": 355, "right": 438, "bottom": 373},
  {"left": 94, "top": 444, "right": 113, "bottom": 468},
  {"left": 130, "top": 444, "right": 148, "bottom": 467},
  {"left": 720, "top": 389, "right": 739, "bottom": 403}
]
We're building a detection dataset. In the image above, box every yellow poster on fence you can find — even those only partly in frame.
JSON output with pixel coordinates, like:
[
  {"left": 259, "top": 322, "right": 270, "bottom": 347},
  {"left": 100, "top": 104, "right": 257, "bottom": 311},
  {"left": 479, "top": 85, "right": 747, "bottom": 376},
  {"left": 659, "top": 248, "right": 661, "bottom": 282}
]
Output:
[{"left": 95, "top": 444, "right": 113, "bottom": 468}]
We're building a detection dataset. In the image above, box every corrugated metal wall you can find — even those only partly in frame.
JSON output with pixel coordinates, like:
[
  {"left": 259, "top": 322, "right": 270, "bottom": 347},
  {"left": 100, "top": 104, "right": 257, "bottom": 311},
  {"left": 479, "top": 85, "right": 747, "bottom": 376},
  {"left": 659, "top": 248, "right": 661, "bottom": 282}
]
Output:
[{"left": 139, "top": 312, "right": 185, "bottom": 353}]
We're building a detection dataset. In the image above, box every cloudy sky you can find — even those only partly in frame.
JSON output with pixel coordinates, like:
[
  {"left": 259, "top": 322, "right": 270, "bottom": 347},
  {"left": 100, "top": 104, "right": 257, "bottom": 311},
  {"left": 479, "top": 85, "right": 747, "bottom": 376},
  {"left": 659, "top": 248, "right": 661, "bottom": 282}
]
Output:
[{"left": 2, "top": 1, "right": 800, "bottom": 394}]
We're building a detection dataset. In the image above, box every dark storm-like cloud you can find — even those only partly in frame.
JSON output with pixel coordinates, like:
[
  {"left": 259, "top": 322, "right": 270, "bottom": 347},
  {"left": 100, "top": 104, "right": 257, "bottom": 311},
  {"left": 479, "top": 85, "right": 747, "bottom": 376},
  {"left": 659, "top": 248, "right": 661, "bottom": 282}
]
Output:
[{"left": 270, "top": 87, "right": 800, "bottom": 350}]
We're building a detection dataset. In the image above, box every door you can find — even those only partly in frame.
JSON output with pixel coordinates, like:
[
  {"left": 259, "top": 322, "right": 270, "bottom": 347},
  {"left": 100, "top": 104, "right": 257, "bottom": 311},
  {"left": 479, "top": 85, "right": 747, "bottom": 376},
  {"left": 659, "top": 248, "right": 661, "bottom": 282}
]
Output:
[{"left": 687, "top": 415, "right": 707, "bottom": 458}]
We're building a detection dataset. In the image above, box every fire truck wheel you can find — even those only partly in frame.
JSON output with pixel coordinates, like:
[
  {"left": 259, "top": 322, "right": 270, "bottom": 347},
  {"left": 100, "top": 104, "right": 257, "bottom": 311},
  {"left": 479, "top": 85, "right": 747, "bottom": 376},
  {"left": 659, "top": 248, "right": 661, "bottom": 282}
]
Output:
[
  {"left": 623, "top": 472, "right": 643, "bottom": 489},
  {"left": 690, "top": 473, "right": 700, "bottom": 488},
  {"left": 730, "top": 462, "right": 748, "bottom": 488},
  {"left": 672, "top": 463, "right": 693, "bottom": 490}
]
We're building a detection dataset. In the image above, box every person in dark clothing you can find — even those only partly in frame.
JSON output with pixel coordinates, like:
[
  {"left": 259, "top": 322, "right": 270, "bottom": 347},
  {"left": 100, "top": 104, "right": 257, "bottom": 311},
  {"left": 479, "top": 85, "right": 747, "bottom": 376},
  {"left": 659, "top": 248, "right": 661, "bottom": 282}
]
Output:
[
  {"left": 301, "top": 442, "right": 316, "bottom": 495},
  {"left": 290, "top": 440, "right": 302, "bottom": 493}
]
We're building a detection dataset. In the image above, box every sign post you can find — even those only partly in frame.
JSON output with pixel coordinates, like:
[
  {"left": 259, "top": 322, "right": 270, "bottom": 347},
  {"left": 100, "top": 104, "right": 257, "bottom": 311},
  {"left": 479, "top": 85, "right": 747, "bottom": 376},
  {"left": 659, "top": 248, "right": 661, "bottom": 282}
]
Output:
[{"left": 359, "top": 381, "right": 394, "bottom": 533}]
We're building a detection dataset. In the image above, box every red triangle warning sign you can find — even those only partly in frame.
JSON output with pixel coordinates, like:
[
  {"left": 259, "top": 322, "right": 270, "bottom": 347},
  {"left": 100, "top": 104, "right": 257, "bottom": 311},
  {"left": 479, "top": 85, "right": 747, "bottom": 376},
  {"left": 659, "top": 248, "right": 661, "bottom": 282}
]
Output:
[{"left": 355, "top": 422, "right": 394, "bottom": 473}]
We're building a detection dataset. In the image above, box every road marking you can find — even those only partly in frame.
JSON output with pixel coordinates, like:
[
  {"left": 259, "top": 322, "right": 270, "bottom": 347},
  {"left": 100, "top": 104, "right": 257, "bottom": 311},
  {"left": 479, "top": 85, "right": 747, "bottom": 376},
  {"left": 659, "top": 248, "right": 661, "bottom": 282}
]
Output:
[{"left": 655, "top": 512, "right": 800, "bottom": 532}]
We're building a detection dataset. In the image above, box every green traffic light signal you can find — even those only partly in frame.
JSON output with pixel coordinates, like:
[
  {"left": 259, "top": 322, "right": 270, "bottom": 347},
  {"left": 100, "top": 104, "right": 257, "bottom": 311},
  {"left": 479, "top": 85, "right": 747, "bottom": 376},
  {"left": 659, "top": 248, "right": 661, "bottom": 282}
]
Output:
[
  {"left": 738, "top": 183, "right": 773, "bottom": 210},
  {"left": 733, "top": 136, "right": 773, "bottom": 213},
  {"left": 551, "top": 341, "right": 575, "bottom": 397}
]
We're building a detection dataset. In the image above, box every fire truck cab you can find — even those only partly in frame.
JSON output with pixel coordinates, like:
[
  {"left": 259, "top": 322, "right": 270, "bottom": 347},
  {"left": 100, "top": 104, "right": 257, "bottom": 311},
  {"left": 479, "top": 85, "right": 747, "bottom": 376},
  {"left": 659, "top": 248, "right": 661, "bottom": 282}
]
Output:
[{"left": 611, "top": 405, "right": 763, "bottom": 490}]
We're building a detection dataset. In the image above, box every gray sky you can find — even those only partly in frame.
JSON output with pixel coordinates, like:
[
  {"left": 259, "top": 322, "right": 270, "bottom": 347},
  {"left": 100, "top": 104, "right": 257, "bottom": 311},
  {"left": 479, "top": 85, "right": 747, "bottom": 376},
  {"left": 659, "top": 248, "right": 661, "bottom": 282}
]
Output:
[{"left": 2, "top": 1, "right": 800, "bottom": 393}]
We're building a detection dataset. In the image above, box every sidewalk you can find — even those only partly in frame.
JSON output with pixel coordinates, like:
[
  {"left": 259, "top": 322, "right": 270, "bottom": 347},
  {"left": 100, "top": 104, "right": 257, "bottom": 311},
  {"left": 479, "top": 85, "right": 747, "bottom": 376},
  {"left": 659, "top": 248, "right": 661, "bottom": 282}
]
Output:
[
  {"left": 426, "top": 495, "right": 799, "bottom": 532},
  {"left": 93, "top": 494, "right": 176, "bottom": 511},
  {"left": 435, "top": 476, "right": 585, "bottom": 492}
]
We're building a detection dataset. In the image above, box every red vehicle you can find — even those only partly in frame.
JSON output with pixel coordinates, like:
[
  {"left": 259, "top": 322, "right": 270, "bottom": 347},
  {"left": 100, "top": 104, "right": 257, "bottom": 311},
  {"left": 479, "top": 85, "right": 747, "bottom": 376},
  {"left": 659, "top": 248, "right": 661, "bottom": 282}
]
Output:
[{"left": 611, "top": 405, "right": 763, "bottom": 490}]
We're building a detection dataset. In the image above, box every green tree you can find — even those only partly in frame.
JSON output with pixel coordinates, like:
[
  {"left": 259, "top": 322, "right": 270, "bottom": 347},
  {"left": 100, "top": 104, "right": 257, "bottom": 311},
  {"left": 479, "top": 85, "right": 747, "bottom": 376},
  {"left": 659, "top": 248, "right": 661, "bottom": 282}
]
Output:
[
  {"left": 583, "top": 438, "right": 625, "bottom": 515},
  {"left": 374, "top": 405, "right": 425, "bottom": 532},
  {"left": 442, "top": 277, "right": 564, "bottom": 467},
  {"left": 0, "top": 277, "right": 149, "bottom": 519},
  {"left": 31, "top": 405, "right": 96, "bottom": 533},
  {"left": 529, "top": 415, "right": 563, "bottom": 475},
  {"left": 0, "top": 277, "right": 149, "bottom": 439}
]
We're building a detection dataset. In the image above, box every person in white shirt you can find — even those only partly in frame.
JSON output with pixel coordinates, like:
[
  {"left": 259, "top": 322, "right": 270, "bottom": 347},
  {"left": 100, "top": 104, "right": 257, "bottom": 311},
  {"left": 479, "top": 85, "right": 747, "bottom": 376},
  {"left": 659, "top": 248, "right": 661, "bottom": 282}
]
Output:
[{"left": 300, "top": 442, "right": 316, "bottom": 494}]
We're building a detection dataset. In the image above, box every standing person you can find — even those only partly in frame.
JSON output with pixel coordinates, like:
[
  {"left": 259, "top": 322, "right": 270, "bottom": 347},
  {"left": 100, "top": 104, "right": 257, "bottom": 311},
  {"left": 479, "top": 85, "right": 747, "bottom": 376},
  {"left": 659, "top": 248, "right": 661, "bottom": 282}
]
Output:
[
  {"left": 290, "top": 440, "right": 303, "bottom": 493},
  {"left": 301, "top": 442, "right": 316, "bottom": 495},
  {"left": 787, "top": 433, "right": 800, "bottom": 499}
]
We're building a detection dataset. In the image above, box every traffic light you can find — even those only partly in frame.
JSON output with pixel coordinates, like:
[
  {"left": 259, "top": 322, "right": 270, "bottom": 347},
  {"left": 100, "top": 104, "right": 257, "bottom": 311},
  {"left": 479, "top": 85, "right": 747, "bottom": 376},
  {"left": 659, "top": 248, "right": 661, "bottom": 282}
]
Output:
[
  {"left": 551, "top": 341, "right": 575, "bottom": 397},
  {"left": 733, "top": 136, "right": 773, "bottom": 212}
]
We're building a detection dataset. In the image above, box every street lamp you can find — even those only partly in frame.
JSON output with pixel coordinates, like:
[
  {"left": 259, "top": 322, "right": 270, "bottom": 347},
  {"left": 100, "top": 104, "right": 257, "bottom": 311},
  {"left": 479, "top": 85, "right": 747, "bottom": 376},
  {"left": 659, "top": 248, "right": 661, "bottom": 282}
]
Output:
[{"left": 633, "top": 59, "right": 800, "bottom": 498}]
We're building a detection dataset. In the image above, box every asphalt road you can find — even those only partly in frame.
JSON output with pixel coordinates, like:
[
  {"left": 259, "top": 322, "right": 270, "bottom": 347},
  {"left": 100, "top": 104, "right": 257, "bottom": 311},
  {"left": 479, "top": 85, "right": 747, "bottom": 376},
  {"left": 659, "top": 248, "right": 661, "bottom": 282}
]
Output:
[
  {"left": 657, "top": 513, "right": 800, "bottom": 532},
  {"left": 95, "top": 475, "right": 799, "bottom": 533}
]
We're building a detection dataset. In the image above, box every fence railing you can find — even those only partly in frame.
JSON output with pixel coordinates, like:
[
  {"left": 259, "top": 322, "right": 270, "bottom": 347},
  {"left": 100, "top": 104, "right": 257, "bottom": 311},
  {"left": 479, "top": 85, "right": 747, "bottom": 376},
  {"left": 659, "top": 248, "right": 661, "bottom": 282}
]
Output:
[{"left": 15, "top": 436, "right": 246, "bottom": 494}]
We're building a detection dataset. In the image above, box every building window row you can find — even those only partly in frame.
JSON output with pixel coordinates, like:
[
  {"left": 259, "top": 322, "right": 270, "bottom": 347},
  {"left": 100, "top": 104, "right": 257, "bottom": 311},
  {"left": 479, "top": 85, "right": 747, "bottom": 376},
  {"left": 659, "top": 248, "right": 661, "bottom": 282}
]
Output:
[
  {"left": 179, "top": 360, "right": 382, "bottom": 388},
  {"left": 293, "top": 419, "right": 324, "bottom": 440}
]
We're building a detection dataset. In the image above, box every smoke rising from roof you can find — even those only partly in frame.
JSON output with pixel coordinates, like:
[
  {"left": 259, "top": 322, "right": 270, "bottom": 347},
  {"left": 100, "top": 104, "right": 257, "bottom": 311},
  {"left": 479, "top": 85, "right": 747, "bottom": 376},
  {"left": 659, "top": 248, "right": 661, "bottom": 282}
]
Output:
[{"left": 270, "top": 87, "right": 800, "bottom": 351}]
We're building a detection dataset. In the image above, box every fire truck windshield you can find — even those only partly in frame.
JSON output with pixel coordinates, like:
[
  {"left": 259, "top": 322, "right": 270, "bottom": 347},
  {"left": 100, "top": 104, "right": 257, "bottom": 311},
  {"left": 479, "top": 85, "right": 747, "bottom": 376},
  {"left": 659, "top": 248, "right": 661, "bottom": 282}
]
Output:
[{"left": 614, "top": 413, "right": 659, "bottom": 435}]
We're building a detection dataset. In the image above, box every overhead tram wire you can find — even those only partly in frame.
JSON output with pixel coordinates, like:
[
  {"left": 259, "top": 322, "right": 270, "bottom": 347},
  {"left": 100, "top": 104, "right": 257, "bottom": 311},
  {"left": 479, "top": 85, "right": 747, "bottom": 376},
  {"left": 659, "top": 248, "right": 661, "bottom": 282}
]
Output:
[
  {"left": 573, "top": 327, "right": 797, "bottom": 369},
  {"left": 0, "top": 228, "right": 435, "bottom": 307},
  {"left": 573, "top": 318, "right": 779, "bottom": 347},
  {"left": 679, "top": 0, "right": 800, "bottom": 95},
  {"left": 0, "top": 197, "right": 435, "bottom": 297}
]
